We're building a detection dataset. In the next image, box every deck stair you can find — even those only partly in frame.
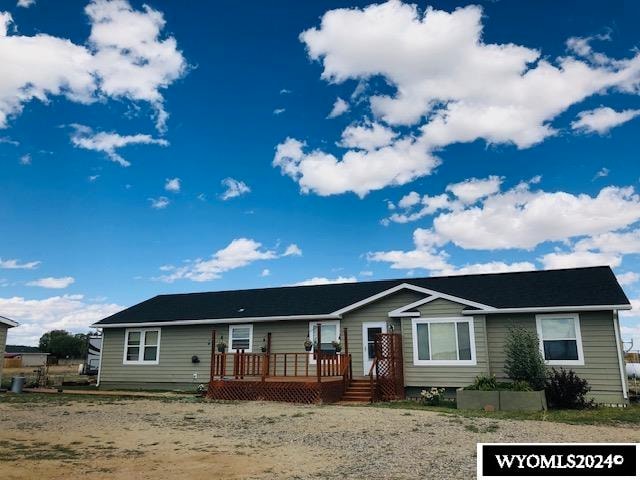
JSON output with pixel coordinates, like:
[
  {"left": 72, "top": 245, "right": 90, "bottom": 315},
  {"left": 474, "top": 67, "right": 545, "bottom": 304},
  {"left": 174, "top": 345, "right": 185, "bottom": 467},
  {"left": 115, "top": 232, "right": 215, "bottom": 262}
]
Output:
[{"left": 341, "top": 377, "right": 374, "bottom": 402}]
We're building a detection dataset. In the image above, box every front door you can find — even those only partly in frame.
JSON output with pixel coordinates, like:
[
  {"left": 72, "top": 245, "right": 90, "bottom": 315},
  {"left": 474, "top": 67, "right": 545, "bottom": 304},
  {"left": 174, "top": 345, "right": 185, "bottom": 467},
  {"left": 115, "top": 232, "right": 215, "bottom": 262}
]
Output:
[{"left": 362, "top": 322, "right": 387, "bottom": 375}]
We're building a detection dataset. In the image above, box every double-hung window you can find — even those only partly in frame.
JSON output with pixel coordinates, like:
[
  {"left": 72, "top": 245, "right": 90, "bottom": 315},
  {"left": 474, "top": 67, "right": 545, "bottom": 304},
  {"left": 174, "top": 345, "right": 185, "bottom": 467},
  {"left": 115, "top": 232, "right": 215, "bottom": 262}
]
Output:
[
  {"left": 123, "top": 328, "right": 160, "bottom": 365},
  {"left": 228, "top": 324, "right": 253, "bottom": 352},
  {"left": 536, "top": 314, "right": 584, "bottom": 365},
  {"left": 412, "top": 317, "right": 476, "bottom": 366},
  {"left": 308, "top": 320, "right": 340, "bottom": 363}
]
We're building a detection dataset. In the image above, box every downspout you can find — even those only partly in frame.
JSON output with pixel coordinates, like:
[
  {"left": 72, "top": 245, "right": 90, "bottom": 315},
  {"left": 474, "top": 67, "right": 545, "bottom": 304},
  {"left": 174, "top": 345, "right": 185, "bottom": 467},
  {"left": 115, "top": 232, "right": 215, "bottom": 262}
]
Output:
[
  {"left": 612, "top": 311, "right": 628, "bottom": 401},
  {"left": 96, "top": 329, "right": 104, "bottom": 388}
]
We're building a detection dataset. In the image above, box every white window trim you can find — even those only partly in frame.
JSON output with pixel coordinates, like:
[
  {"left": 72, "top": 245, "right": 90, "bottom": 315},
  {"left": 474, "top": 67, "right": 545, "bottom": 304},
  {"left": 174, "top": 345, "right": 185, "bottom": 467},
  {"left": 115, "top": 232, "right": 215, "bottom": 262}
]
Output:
[
  {"left": 535, "top": 313, "right": 584, "bottom": 366},
  {"left": 122, "top": 327, "right": 161, "bottom": 365},
  {"left": 228, "top": 324, "right": 253, "bottom": 353},
  {"left": 308, "top": 319, "right": 341, "bottom": 365},
  {"left": 411, "top": 317, "right": 477, "bottom": 366}
]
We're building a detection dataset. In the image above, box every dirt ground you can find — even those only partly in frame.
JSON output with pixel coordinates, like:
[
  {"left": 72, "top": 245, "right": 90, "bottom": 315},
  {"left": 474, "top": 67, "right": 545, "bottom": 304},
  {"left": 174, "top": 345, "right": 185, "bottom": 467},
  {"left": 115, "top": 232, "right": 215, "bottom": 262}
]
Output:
[{"left": 0, "top": 394, "right": 639, "bottom": 480}]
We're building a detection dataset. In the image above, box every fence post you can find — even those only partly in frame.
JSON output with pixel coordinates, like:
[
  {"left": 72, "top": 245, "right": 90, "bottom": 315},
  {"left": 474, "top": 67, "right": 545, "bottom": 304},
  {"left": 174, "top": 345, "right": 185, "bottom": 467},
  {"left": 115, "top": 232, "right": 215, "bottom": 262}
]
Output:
[{"left": 210, "top": 330, "right": 216, "bottom": 380}]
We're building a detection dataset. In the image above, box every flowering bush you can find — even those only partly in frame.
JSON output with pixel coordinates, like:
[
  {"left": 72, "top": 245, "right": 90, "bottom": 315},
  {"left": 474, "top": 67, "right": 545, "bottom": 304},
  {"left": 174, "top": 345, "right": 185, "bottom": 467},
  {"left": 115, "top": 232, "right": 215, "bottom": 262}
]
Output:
[{"left": 420, "top": 387, "right": 446, "bottom": 406}]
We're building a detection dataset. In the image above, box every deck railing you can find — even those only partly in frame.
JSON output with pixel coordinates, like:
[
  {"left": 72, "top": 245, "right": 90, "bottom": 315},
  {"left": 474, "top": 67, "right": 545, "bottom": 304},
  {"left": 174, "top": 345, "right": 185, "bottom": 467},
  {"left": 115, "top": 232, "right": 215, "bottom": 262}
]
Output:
[{"left": 211, "top": 350, "right": 351, "bottom": 382}]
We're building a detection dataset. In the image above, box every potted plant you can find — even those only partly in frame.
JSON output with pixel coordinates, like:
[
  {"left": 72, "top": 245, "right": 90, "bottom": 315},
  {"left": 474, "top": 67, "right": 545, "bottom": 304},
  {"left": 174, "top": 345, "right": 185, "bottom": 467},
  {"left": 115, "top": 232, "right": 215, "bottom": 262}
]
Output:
[
  {"left": 331, "top": 340, "right": 342, "bottom": 353},
  {"left": 216, "top": 337, "right": 227, "bottom": 353},
  {"left": 303, "top": 336, "right": 313, "bottom": 352}
]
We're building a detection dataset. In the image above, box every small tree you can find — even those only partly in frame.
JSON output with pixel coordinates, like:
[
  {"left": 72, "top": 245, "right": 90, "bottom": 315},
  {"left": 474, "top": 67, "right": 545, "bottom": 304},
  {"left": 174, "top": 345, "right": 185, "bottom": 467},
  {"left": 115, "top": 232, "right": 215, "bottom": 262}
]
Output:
[
  {"left": 546, "top": 368, "right": 593, "bottom": 409},
  {"left": 504, "top": 326, "right": 546, "bottom": 390}
]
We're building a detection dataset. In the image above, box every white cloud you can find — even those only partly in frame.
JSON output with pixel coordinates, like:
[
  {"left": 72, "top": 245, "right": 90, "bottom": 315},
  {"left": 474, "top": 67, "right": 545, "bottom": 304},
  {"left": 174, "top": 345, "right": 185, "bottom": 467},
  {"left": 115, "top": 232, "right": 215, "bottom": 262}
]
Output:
[
  {"left": 164, "top": 177, "right": 181, "bottom": 193},
  {"left": 0, "top": 0, "right": 186, "bottom": 131},
  {"left": 359, "top": 270, "right": 374, "bottom": 277},
  {"left": 617, "top": 272, "right": 639, "bottom": 286},
  {"left": 283, "top": 244, "right": 302, "bottom": 257},
  {"left": 88, "top": 174, "right": 100, "bottom": 182},
  {"left": 26, "top": 276, "right": 75, "bottom": 289},
  {"left": 327, "top": 97, "right": 349, "bottom": 118},
  {"left": 220, "top": 177, "right": 251, "bottom": 200},
  {"left": 292, "top": 276, "right": 357, "bottom": 286},
  {"left": 276, "top": 2, "right": 640, "bottom": 196},
  {"left": 0, "top": 136, "right": 18, "bottom": 146},
  {"left": 539, "top": 250, "right": 622, "bottom": 270},
  {"left": 572, "top": 107, "right": 640, "bottom": 135},
  {"left": 70, "top": 124, "right": 168, "bottom": 167},
  {"left": 19, "top": 153, "right": 31, "bottom": 165},
  {"left": 0, "top": 258, "right": 40, "bottom": 269},
  {"left": 279, "top": 88, "right": 291, "bottom": 94},
  {"left": 273, "top": 108, "right": 286, "bottom": 115},
  {"left": 273, "top": 136, "right": 439, "bottom": 198},
  {"left": 16, "top": 0, "right": 35, "bottom": 8},
  {"left": 445, "top": 176, "right": 503, "bottom": 204},
  {"left": 154, "top": 238, "right": 299, "bottom": 283},
  {"left": 149, "top": 196, "right": 169, "bottom": 209},
  {"left": 1, "top": 294, "right": 122, "bottom": 346},
  {"left": 593, "top": 167, "right": 610, "bottom": 180},
  {"left": 339, "top": 122, "right": 397, "bottom": 151},
  {"left": 260, "top": 268, "right": 270, "bottom": 277},
  {"left": 573, "top": 229, "right": 640, "bottom": 255},
  {"left": 367, "top": 228, "right": 535, "bottom": 275}
]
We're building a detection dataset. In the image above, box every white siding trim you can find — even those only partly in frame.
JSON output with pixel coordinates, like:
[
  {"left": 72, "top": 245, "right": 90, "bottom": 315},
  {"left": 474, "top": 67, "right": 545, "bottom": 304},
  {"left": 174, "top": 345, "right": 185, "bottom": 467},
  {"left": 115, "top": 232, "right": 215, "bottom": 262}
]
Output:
[
  {"left": 535, "top": 313, "right": 584, "bottom": 366},
  {"left": 612, "top": 311, "right": 629, "bottom": 400},
  {"left": 463, "top": 304, "right": 631, "bottom": 315},
  {"left": 0, "top": 316, "right": 18, "bottom": 327},
  {"left": 411, "top": 317, "right": 477, "bottom": 366},
  {"left": 96, "top": 333, "right": 105, "bottom": 386},
  {"left": 332, "top": 283, "right": 494, "bottom": 316}
]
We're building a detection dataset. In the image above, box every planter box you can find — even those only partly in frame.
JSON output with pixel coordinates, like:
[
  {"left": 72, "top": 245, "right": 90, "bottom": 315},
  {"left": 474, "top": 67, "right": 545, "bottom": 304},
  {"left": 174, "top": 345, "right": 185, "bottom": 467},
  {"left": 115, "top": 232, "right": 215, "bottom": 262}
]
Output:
[
  {"left": 456, "top": 388, "right": 499, "bottom": 411},
  {"left": 499, "top": 390, "right": 547, "bottom": 411},
  {"left": 456, "top": 388, "right": 547, "bottom": 411}
]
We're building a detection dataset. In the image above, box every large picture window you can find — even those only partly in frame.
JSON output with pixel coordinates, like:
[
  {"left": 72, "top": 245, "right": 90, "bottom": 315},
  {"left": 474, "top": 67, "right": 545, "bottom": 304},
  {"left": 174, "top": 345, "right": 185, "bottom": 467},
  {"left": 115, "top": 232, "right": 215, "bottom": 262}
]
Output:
[
  {"left": 412, "top": 317, "right": 476, "bottom": 366},
  {"left": 536, "top": 314, "right": 584, "bottom": 365},
  {"left": 123, "top": 328, "right": 160, "bottom": 365},
  {"left": 228, "top": 324, "right": 253, "bottom": 352}
]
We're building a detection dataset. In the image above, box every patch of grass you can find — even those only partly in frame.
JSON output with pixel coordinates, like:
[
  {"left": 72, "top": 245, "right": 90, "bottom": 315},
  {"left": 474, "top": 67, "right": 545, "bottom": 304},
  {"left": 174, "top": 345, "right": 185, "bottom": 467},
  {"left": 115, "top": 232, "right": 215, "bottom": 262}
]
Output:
[{"left": 368, "top": 400, "right": 640, "bottom": 426}]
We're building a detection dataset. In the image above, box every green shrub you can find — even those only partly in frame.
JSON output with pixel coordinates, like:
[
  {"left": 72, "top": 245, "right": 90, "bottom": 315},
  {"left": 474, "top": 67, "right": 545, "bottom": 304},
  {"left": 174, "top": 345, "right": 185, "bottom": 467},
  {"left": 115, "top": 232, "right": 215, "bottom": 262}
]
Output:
[
  {"left": 511, "top": 380, "right": 533, "bottom": 391},
  {"left": 546, "top": 368, "right": 593, "bottom": 409},
  {"left": 504, "top": 326, "right": 546, "bottom": 390},
  {"left": 466, "top": 375, "right": 497, "bottom": 391}
]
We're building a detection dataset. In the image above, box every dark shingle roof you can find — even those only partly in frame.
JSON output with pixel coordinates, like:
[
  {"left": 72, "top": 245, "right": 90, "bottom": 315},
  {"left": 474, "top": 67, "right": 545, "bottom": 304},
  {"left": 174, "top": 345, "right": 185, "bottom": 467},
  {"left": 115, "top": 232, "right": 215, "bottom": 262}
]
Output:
[{"left": 94, "top": 266, "right": 629, "bottom": 325}]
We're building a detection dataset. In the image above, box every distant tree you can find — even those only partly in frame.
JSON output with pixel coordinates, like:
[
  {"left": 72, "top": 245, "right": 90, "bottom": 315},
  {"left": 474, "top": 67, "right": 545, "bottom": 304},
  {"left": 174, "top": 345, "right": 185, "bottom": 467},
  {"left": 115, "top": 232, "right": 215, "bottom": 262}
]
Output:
[{"left": 39, "top": 330, "right": 87, "bottom": 358}]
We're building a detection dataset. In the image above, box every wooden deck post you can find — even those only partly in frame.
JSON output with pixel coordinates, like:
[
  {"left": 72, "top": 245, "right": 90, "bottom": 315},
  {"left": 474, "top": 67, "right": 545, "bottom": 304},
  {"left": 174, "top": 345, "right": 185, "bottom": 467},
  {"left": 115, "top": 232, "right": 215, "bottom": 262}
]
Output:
[
  {"left": 210, "top": 330, "right": 216, "bottom": 380},
  {"left": 316, "top": 323, "right": 321, "bottom": 384}
]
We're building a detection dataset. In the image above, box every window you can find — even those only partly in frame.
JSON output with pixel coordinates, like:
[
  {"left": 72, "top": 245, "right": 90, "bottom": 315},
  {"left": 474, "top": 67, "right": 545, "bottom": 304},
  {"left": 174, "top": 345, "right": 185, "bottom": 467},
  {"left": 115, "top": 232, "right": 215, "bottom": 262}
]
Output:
[
  {"left": 412, "top": 317, "right": 476, "bottom": 365},
  {"left": 123, "top": 328, "right": 160, "bottom": 364},
  {"left": 308, "top": 320, "right": 340, "bottom": 362},
  {"left": 228, "top": 324, "right": 253, "bottom": 352},
  {"left": 536, "top": 314, "right": 584, "bottom": 365}
]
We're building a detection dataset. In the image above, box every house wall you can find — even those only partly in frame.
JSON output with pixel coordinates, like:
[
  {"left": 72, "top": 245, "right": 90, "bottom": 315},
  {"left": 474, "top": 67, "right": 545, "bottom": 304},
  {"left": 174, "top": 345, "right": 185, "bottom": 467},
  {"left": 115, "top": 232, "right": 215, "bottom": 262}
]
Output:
[
  {"left": 19, "top": 353, "right": 48, "bottom": 367},
  {"left": 485, "top": 311, "right": 626, "bottom": 405},
  {"left": 400, "top": 298, "right": 491, "bottom": 388},
  {"left": 0, "top": 325, "right": 6, "bottom": 386},
  {"left": 98, "top": 290, "right": 423, "bottom": 389}
]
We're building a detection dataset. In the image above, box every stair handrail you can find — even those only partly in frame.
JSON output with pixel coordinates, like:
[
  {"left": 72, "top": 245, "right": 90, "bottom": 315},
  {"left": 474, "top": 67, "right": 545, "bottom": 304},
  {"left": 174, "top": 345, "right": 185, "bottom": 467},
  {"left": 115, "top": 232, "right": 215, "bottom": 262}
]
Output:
[{"left": 368, "top": 357, "right": 378, "bottom": 403}]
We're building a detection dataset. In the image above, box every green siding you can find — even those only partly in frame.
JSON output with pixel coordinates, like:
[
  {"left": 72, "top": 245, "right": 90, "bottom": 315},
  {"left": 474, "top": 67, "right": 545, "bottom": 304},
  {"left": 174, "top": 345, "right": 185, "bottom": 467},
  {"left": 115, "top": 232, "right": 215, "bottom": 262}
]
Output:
[
  {"left": 341, "top": 290, "right": 422, "bottom": 376},
  {"left": 0, "top": 325, "right": 6, "bottom": 386},
  {"left": 485, "top": 311, "right": 626, "bottom": 404},
  {"left": 401, "top": 298, "right": 490, "bottom": 387}
]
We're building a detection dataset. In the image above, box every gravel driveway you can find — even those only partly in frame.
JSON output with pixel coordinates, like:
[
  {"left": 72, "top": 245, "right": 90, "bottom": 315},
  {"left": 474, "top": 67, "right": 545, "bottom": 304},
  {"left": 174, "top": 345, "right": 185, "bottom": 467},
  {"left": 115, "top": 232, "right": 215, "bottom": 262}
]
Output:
[{"left": 1, "top": 395, "right": 638, "bottom": 479}]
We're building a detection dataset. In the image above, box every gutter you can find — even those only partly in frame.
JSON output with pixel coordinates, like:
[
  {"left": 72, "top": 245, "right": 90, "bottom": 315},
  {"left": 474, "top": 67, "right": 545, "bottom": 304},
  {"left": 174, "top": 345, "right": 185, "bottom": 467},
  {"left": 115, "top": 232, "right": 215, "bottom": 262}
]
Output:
[
  {"left": 92, "top": 313, "right": 341, "bottom": 329},
  {"left": 461, "top": 304, "right": 632, "bottom": 315}
]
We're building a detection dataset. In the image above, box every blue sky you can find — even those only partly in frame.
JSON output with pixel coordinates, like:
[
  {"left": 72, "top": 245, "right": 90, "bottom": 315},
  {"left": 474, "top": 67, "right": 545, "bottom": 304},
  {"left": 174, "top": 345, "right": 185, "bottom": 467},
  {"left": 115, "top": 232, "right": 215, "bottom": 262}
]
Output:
[{"left": 1, "top": 0, "right": 640, "bottom": 346}]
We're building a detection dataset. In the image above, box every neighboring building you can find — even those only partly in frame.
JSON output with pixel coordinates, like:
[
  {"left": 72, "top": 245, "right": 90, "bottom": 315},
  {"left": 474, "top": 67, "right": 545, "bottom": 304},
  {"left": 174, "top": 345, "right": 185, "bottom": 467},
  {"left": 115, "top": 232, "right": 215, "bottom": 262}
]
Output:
[
  {"left": 92, "top": 266, "right": 631, "bottom": 404},
  {"left": 4, "top": 345, "right": 49, "bottom": 367},
  {"left": 0, "top": 316, "right": 19, "bottom": 385}
]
